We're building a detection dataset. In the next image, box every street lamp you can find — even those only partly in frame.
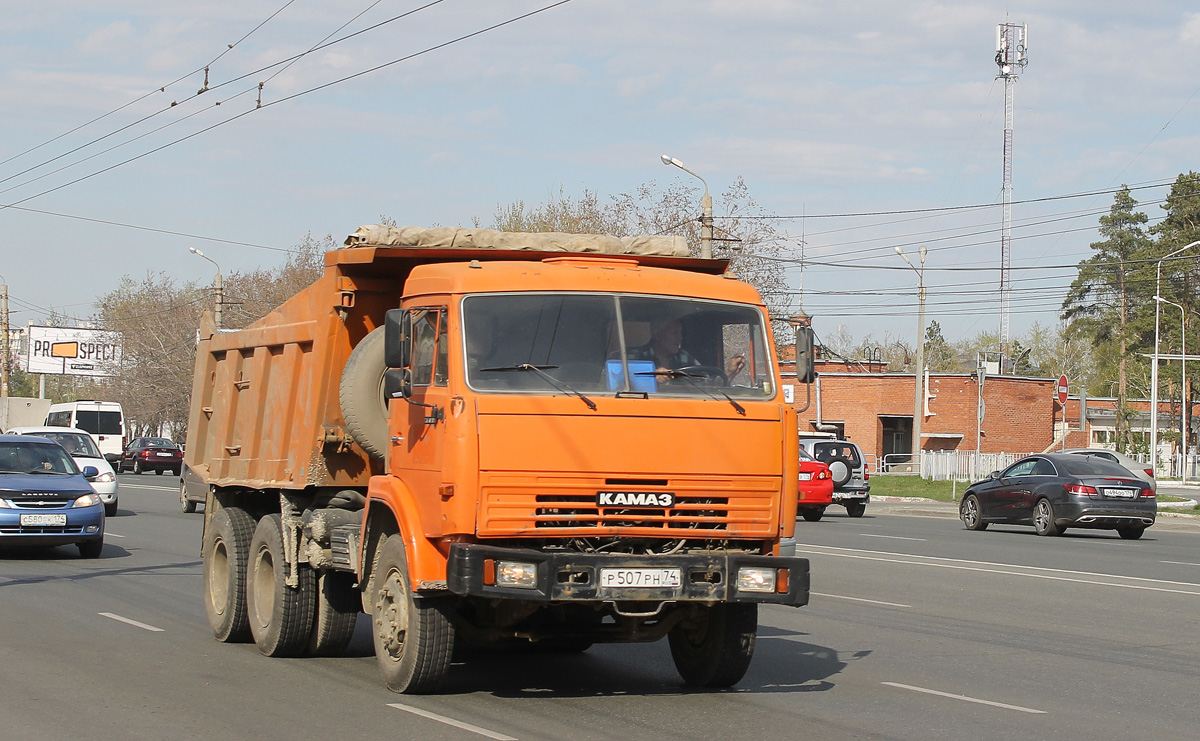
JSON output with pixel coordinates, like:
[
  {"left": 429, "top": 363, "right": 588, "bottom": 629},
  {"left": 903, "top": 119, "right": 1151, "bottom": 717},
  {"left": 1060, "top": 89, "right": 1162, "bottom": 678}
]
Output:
[
  {"left": 1151, "top": 239, "right": 1200, "bottom": 474},
  {"left": 1155, "top": 294, "right": 1187, "bottom": 484},
  {"left": 895, "top": 244, "right": 928, "bottom": 468},
  {"left": 0, "top": 271, "right": 8, "bottom": 398},
  {"left": 660, "top": 154, "right": 713, "bottom": 259},
  {"left": 189, "top": 247, "right": 224, "bottom": 329}
]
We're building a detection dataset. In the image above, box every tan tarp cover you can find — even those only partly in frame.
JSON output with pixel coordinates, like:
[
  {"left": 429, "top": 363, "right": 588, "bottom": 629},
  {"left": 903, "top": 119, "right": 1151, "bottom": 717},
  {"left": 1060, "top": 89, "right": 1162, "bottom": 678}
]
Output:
[{"left": 344, "top": 225, "right": 689, "bottom": 257}]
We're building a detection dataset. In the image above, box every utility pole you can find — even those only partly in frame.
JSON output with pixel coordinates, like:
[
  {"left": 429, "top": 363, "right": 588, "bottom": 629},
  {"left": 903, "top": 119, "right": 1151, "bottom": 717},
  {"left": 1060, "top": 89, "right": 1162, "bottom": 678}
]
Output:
[
  {"left": 995, "top": 22, "right": 1028, "bottom": 373},
  {"left": 896, "top": 245, "right": 928, "bottom": 468},
  {"left": 0, "top": 276, "right": 9, "bottom": 398}
]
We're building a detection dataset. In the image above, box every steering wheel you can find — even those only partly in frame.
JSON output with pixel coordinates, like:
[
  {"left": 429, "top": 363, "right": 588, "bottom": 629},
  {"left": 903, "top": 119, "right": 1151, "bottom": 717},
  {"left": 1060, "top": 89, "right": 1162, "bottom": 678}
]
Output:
[{"left": 676, "top": 365, "right": 728, "bottom": 385}]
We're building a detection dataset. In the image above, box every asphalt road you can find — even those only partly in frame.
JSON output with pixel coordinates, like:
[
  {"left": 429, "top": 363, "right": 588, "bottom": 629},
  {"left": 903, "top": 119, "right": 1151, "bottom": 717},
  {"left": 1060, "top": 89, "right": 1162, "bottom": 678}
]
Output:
[{"left": 2, "top": 475, "right": 1199, "bottom": 740}]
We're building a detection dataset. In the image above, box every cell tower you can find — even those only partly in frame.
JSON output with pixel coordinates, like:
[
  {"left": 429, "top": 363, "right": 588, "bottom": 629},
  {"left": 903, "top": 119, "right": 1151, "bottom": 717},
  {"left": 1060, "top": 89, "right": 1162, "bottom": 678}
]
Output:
[{"left": 995, "top": 22, "right": 1028, "bottom": 372}]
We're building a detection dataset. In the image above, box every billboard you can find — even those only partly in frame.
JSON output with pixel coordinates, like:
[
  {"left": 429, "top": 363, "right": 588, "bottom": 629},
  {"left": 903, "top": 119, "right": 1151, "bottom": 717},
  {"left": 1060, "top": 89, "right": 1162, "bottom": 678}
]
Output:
[{"left": 25, "top": 326, "right": 123, "bottom": 377}]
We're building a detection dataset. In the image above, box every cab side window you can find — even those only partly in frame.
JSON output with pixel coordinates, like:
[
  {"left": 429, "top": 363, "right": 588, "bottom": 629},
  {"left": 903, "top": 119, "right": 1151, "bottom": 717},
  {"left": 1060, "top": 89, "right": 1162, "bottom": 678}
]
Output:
[{"left": 411, "top": 309, "right": 441, "bottom": 387}]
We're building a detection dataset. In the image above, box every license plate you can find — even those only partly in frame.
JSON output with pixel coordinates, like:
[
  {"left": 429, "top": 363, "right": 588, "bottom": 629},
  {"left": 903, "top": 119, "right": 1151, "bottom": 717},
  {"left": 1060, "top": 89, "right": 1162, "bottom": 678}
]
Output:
[
  {"left": 156, "top": 452, "right": 174, "bottom": 457},
  {"left": 599, "top": 568, "right": 681, "bottom": 588},
  {"left": 798, "top": 472, "right": 812, "bottom": 481},
  {"left": 1102, "top": 488, "right": 1136, "bottom": 499},
  {"left": 20, "top": 513, "right": 67, "bottom": 527}
]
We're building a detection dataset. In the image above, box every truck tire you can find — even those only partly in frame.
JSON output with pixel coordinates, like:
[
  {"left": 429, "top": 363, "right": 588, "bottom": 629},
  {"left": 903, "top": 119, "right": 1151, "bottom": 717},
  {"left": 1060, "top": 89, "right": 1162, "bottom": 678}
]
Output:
[
  {"left": 668, "top": 603, "right": 757, "bottom": 687},
  {"left": 340, "top": 325, "right": 389, "bottom": 461},
  {"left": 203, "top": 506, "right": 255, "bottom": 642},
  {"left": 246, "top": 514, "right": 316, "bottom": 657},
  {"left": 371, "top": 534, "right": 455, "bottom": 693},
  {"left": 306, "top": 571, "right": 360, "bottom": 657}
]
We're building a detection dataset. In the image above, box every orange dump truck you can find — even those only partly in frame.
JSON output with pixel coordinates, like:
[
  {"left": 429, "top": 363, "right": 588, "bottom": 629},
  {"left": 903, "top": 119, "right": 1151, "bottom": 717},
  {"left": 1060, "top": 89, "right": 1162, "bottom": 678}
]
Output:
[{"left": 186, "top": 225, "right": 809, "bottom": 693}]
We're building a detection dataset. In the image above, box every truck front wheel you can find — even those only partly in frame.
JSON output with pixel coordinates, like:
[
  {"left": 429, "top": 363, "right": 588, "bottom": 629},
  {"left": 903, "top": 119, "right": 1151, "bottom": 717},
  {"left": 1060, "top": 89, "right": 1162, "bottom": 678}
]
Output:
[
  {"left": 668, "top": 603, "right": 757, "bottom": 687},
  {"left": 371, "top": 534, "right": 455, "bottom": 693},
  {"left": 246, "top": 514, "right": 316, "bottom": 657},
  {"left": 203, "top": 506, "right": 255, "bottom": 642}
]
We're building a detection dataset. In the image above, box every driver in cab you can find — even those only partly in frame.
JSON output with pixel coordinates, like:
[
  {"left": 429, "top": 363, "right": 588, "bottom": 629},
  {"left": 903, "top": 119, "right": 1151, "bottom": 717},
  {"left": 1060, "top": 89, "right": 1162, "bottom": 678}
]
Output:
[{"left": 628, "top": 317, "right": 745, "bottom": 382}]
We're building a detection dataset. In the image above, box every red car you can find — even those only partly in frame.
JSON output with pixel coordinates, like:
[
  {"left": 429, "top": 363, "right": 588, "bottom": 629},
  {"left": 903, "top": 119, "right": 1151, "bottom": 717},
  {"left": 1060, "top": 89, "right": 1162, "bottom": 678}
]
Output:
[{"left": 797, "top": 447, "right": 834, "bottom": 521}]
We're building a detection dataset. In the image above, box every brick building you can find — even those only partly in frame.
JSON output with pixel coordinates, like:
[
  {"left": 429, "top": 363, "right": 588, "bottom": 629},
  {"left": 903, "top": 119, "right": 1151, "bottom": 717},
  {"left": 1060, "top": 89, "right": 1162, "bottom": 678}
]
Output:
[{"left": 777, "top": 346, "right": 1188, "bottom": 468}]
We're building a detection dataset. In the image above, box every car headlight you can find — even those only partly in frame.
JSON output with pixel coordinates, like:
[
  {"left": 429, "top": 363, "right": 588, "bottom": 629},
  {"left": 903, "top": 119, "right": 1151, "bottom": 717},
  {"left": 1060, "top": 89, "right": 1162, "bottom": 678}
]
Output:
[
  {"left": 0, "top": 497, "right": 10, "bottom": 509},
  {"left": 93, "top": 471, "right": 116, "bottom": 483},
  {"left": 72, "top": 493, "right": 102, "bottom": 508}
]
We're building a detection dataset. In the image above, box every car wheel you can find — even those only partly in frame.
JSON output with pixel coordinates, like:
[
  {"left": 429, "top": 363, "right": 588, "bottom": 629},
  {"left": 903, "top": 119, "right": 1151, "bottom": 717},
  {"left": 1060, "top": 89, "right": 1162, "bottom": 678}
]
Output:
[
  {"left": 155, "top": 468, "right": 165, "bottom": 475},
  {"left": 1032, "top": 498, "right": 1062, "bottom": 536},
  {"left": 960, "top": 494, "right": 987, "bottom": 530},
  {"left": 104, "top": 500, "right": 117, "bottom": 517},
  {"left": 173, "top": 467, "right": 181, "bottom": 477},
  {"left": 133, "top": 460, "right": 143, "bottom": 474},
  {"left": 845, "top": 502, "right": 866, "bottom": 518},
  {"left": 1117, "top": 526, "right": 1145, "bottom": 540},
  {"left": 180, "top": 482, "right": 197, "bottom": 513},
  {"left": 801, "top": 508, "right": 824, "bottom": 522},
  {"left": 78, "top": 538, "right": 104, "bottom": 558}
]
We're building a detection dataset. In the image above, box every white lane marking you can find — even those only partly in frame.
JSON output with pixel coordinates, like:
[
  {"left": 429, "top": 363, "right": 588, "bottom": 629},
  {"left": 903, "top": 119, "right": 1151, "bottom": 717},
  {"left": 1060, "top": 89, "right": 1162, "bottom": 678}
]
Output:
[
  {"left": 812, "top": 592, "right": 910, "bottom": 608},
  {"left": 106, "top": 533, "right": 126, "bottom": 538},
  {"left": 117, "top": 483, "right": 177, "bottom": 491},
  {"left": 387, "top": 704, "right": 516, "bottom": 741},
  {"left": 99, "top": 612, "right": 164, "bottom": 632},
  {"left": 883, "top": 682, "right": 1046, "bottom": 714},
  {"left": 1162, "top": 560, "right": 1200, "bottom": 567},
  {"left": 795, "top": 544, "right": 1200, "bottom": 597},
  {"left": 860, "top": 534, "right": 926, "bottom": 542}
]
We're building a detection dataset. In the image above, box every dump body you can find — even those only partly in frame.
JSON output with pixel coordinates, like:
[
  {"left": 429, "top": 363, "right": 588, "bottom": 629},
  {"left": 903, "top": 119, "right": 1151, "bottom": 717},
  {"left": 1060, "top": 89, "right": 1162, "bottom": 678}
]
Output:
[{"left": 187, "top": 226, "right": 808, "bottom": 693}]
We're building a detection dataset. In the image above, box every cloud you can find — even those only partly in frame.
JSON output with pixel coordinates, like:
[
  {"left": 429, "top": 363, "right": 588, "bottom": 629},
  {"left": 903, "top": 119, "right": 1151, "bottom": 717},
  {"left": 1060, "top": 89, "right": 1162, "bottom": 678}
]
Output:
[{"left": 79, "top": 21, "right": 136, "bottom": 55}]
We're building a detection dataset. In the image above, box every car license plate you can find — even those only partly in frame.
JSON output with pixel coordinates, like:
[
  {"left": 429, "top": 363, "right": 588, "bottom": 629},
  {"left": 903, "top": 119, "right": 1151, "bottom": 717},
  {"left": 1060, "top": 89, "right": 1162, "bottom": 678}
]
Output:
[
  {"left": 1102, "top": 488, "right": 1136, "bottom": 499},
  {"left": 20, "top": 513, "right": 67, "bottom": 527},
  {"left": 599, "top": 568, "right": 681, "bottom": 588},
  {"left": 156, "top": 452, "right": 174, "bottom": 457},
  {"left": 798, "top": 472, "right": 812, "bottom": 481}
]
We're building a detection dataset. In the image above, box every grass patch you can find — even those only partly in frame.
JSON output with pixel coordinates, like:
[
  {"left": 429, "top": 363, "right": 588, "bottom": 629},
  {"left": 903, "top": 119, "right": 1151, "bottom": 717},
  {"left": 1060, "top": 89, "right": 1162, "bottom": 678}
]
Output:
[{"left": 869, "top": 475, "right": 964, "bottom": 502}]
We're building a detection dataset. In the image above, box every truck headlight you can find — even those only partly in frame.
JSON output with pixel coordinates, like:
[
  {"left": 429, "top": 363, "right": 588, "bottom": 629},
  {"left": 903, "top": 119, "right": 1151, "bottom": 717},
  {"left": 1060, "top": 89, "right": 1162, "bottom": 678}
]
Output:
[
  {"left": 494, "top": 560, "right": 538, "bottom": 589},
  {"left": 736, "top": 566, "right": 777, "bottom": 593}
]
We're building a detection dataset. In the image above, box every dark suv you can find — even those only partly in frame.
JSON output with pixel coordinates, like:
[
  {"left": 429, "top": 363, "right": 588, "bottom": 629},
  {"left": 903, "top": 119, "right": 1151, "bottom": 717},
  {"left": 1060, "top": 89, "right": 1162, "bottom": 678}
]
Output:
[{"left": 797, "top": 437, "right": 870, "bottom": 517}]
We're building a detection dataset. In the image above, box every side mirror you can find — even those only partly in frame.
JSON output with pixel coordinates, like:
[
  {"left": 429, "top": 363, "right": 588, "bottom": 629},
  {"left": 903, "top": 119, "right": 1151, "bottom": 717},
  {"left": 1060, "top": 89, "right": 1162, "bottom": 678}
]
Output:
[
  {"left": 82, "top": 465, "right": 99, "bottom": 479},
  {"left": 104, "top": 452, "right": 120, "bottom": 462},
  {"left": 795, "top": 324, "right": 815, "bottom": 384},
  {"left": 384, "top": 309, "right": 411, "bottom": 368},
  {"left": 988, "top": 470, "right": 1000, "bottom": 480},
  {"left": 384, "top": 368, "right": 412, "bottom": 400}
]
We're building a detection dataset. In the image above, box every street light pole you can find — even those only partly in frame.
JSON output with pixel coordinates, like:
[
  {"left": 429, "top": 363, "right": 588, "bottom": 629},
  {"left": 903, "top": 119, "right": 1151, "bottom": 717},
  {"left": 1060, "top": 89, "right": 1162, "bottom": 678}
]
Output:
[
  {"left": 896, "top": 245, "right": 928, "bottom": 468},
  {"left": 189, "top": 247, "right": 224, "bottom": 329},
  {"left": 660, "top": 154, "right": 713, "bottom": 259},
  {"left": 1151, "top": 239, "right": 1200, "bottom": 475},
  {"left": 1156, "top": 295, "right": 1187, "bottom": 484},
  {"left": 0, "top": 272, "right": 9, "bottom": 398}
]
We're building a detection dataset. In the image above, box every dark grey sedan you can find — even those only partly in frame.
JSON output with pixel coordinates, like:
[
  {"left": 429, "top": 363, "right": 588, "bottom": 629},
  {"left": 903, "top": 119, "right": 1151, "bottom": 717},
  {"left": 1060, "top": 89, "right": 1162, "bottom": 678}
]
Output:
[{"left": 960, "top": 453, "right": 1156, "bottom": 539}]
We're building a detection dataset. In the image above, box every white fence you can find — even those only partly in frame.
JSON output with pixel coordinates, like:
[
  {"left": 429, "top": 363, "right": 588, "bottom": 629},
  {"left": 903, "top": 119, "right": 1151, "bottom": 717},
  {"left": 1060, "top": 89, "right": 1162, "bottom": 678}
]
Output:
[{"left": 878, "top": 451, "right": 1027, "bottom": 482}]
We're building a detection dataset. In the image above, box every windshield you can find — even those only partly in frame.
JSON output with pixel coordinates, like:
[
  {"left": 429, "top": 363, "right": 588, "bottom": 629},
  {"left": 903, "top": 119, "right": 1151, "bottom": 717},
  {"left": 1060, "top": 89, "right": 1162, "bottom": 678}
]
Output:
[
  {"left": 35, "top": 432, "right": 102, "bottom": 458},
  {"left": 0, "top": 441, "right": 80, "bottom": 474},
  {"left": 462, "top": 293, "right": 775, "bottom": 399}
]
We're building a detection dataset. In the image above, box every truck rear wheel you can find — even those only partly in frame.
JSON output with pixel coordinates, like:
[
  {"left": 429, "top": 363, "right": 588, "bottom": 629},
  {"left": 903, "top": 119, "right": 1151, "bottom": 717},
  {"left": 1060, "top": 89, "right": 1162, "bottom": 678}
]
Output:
[
  {"left": 203, "top": 506, "right": 255, "bottom": 642},
  {"left": 246, "top": 514, "right": 316, "bottom": 657},
  {"left": 340, "top": 326, "right": 389, "bottom": 461},
  {"left": 306, "top": 571, "right": 360, "bottom": 657},
  {"left": 668, "top": 603, "right": 757, "bottom": 687},
  {"left": 371, "top": 534, "right": 455, "bottom": 693}
]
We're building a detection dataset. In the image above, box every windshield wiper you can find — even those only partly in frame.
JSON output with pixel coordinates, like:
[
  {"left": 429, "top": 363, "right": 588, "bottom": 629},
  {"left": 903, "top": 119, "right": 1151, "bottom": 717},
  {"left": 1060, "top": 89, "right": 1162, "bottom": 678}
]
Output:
[
  {"left": 637, "top": 369, "right": 746, "bottom": 416},
  {"left": 479, "top": 364, "right": 597, "bottom": 410}
]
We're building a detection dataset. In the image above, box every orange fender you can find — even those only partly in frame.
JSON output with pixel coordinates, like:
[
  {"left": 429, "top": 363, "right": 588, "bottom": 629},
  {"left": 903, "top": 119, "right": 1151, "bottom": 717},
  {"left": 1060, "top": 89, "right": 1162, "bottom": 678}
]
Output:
[{"left": 361, "top": 475, "right": 448, "bottom": 588}]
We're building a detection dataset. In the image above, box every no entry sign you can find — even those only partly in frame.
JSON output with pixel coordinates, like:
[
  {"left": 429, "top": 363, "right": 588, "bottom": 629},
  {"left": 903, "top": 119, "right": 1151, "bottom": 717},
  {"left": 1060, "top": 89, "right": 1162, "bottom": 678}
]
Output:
[{"left": 1056, "top": 374, "right": 1069, "bottom": 405}]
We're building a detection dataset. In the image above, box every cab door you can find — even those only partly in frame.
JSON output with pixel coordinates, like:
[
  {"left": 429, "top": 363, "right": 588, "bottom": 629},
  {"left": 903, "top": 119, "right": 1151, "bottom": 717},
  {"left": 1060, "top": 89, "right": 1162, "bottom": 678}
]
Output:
[{"left": 392, "top": 305, "right": 451, "bottom": 505}]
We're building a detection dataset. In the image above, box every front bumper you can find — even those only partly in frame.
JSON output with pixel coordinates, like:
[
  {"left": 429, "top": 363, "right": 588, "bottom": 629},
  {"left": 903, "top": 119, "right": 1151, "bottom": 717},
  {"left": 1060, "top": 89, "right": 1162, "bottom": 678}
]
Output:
[
  {"left": 0, "top": 505, "right": 105, "bottom": 547},
  {"left": 446, "top": 544, "right": 809, "bottom": 606}
]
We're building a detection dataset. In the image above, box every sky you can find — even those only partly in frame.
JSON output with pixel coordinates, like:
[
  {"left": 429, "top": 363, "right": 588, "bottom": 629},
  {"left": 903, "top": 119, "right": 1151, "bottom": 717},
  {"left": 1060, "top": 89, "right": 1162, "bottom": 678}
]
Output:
[{"left": 1, "top": 0, "right": 1198, "bottom": 352}]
